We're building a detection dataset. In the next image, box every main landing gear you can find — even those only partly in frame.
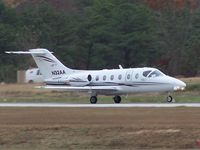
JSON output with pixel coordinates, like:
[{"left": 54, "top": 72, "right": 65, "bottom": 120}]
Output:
[
  {"left": 89, "top": 95, "right": 122, "bottom": 104},
  {"left": 113, "top": 95, "right": 121, "bottom": 103},
  {"left": 90, "top": 96, "right": 97, "bottom": 104}
]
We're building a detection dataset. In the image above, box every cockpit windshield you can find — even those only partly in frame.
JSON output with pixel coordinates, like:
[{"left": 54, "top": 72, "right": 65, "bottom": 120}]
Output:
[
  {"left": 143, "top": 70, "right": 152, "bottom": 77},
  {"left": 143, "top": 70, "right": 164, "bottom": 78},
  {"left": 148, "top": 70, "right": 163, "bottom": 78}
]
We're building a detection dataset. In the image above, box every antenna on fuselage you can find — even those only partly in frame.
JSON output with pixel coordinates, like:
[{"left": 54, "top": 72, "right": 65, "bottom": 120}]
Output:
[{"left": 119, "top": 65, "right": 123, "bottom": 69}]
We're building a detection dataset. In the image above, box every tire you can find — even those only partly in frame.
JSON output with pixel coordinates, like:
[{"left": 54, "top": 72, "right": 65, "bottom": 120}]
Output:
[
  {"left": 114, "top": 95, "right": 121, "bottom": 103},
  {"left": 166, "top": 95, "right": 173, "bottom": 103},
  {"left": 90, "top": 96, "right": 97, "bottom": 104}
]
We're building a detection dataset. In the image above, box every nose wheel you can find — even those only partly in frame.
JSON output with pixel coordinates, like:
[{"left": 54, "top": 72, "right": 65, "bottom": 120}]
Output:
[
  {"left": 166, "top": 95, "right": 175, "bottom": 103},
  {"left": 113, "top": 95, "right": 121, "bottom": 103}
]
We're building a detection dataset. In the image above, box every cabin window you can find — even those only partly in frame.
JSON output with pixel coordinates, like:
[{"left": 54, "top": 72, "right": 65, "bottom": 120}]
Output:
[
  {"left": 110, "top": 75, "right": 114, "bottom": 80},
  {"left": 103, "top": 75, "right": 106, "bottom": 81},
  {"left": 127, "top": 74, "right": 131, "bottom": 80},
  {"left": 118, "top": 74, "right": 122, "bottom": 80},
  {"left": 88, "top": 75, "right": 92, "bottom": 81},
  {"left": 96, "top": 75, "right": 99, "bottom": 81},
  {"left": 135, "top": 73, "right": 139, "bottom": 79}
]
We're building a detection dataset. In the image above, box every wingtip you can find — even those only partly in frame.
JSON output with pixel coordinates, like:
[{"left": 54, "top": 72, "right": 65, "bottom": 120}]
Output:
[
  {"left": 5, "top": 51, "right": 11, "bottom": 54},
  {"left": 34, "top": 86, "right": 44, "bottom": 89}
]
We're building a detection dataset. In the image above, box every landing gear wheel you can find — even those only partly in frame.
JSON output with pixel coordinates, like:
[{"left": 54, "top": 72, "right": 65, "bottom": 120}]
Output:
[
  {"left": 166, "top": 95, "right": 173, "bottom": 103},
  {"left": 114, "top": 96, "right": 121, "bottom": 103},
  {"left": 90, "top": 96, "right": 97, "bottom": 104}
]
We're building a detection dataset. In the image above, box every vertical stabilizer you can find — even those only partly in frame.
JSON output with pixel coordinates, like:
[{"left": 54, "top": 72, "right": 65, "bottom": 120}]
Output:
[
  {"left": 29, "top": 48, "right": 73, "bottom": 79},
  {"left": 6, "top": 48, "right": 73, "bottom": 79}
]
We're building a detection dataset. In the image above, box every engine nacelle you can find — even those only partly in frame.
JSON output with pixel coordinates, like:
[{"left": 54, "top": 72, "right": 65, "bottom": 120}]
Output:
[
  {"left": 44, "top": 76, "right": 69, "bottom": 85},
  {"left": 68, "top": 73, "right": 92, "bottom": 86}
]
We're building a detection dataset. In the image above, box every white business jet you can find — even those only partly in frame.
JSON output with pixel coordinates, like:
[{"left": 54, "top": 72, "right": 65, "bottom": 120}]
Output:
[{"left": 6, "top": 48, "right": 186, "bottom": 104}]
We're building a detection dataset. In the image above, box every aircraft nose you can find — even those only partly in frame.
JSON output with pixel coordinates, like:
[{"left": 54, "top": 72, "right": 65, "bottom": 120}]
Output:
[{"left": 173, "top": 78, "right": 186, "bottom": 91}]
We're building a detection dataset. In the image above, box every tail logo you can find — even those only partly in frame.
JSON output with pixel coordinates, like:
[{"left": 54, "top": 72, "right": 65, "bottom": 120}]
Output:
[{"left": 36, "top": 56, "right": 56, "bottom": 63}]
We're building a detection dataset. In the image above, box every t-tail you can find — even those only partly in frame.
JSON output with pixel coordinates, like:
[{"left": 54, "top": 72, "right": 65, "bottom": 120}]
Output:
[{"left": 6, "top": 48, "right": 73, "bottom": 79}]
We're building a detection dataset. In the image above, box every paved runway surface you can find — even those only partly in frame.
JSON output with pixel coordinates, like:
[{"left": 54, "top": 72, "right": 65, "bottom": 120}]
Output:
[{"left": 0, "top": 103, "right": 200, "bottom": 107}]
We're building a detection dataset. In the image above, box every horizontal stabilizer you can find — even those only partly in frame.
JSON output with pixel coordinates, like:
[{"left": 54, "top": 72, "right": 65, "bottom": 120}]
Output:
[{"left": 5, "top": 51, "right": 46, "bottom": 54}]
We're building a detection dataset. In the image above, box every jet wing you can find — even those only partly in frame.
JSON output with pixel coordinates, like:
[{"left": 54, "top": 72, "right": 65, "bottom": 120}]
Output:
[{"left": 36, "top": 85, "right": 119, "bottom": 93}]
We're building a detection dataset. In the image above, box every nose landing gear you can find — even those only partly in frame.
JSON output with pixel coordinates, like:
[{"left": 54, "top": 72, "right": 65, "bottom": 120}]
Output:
[{"left": 166, "top": 95, "right": 175, "bottom": 103}]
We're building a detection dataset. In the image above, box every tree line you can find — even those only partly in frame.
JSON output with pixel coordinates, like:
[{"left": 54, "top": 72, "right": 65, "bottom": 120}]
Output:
[{"left": 0, "top": 0, "right": 200, "bottom": 82}]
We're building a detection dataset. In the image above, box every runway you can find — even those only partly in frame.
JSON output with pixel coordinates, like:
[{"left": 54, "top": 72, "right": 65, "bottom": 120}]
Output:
[{"left": 0, "top": 103, "right": 200, "bottom": 107}]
